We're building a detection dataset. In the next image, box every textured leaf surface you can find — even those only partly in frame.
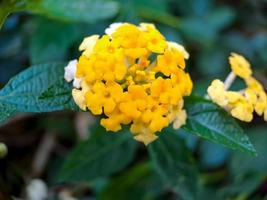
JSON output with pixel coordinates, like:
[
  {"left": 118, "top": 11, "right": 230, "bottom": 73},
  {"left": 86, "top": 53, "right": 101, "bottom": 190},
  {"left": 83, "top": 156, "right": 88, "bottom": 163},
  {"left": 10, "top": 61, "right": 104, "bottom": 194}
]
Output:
[
  {"left": 0, "top": 103, "right": 17, "bottom": 123},
  {"left": 0, "top": 63, "right": 77, "bottom": 123},
  {"left": 148, "top": 130, "right": 198, "bottom": 200},
  {"left": 58, "top": 125, "right": 137, "bottom": 182},
  {"left": 183, "top": 96, "right": 256, "bottom": 155}
]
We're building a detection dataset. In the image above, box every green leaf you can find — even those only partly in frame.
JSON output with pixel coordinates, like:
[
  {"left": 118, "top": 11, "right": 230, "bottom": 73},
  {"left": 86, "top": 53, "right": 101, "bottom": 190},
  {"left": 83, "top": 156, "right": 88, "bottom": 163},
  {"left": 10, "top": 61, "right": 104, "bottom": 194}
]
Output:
[
  {"left": 148, "top": 129, "right": 199, "bottom": 200},
  {"left": 183, "top": 96, "right": 256, "bottom": 155},
  {"left": 0, "top": 103, "right": 17, "bottom": 123},
  {"left": 1, "top": 0, "right": 119, "bottom": 28},
  {"left": 30, "top": 18, "right": 81, "bottom": 64},
  {"left": 23, "top": 0, "right": 119, "bottom": 23},
  {"left": 99, "top": 162, "right": 163, "bottom": 200},
  {"left": 58, "top": 125, "right": 137, "bottom": 182},
  {"left": 0, "top": 62, "right": 77, "bottom": 122}
]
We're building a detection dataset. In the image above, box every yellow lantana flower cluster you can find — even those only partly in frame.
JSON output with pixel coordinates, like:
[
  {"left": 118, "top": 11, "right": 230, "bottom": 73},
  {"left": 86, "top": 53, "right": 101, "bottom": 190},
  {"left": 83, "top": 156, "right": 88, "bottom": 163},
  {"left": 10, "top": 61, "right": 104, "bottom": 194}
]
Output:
[
  {"left": 64, "top": 23, "right": 193, "bottom": 145},
  {"left": 207, "top": 53, "right": 267, "bottom": 122}
]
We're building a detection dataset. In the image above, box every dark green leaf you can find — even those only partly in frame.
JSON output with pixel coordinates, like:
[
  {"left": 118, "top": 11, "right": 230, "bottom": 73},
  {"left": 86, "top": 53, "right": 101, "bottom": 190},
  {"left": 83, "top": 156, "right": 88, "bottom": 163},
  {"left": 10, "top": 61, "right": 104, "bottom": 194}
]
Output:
[
  {"left": 0, "top": 62, "right": 77, "bottom": 122},
  {"left": 99, "top": 162, "right": 163, "bottom": 200},
  {"left": 183, "top": 96, "right": 256, "bottom": 155},
  {"left": 148, "top": 129, "right": 199, "bottom": 200},
  {"left": 58, "top": 125, "right": 137, "bottom": 182}
]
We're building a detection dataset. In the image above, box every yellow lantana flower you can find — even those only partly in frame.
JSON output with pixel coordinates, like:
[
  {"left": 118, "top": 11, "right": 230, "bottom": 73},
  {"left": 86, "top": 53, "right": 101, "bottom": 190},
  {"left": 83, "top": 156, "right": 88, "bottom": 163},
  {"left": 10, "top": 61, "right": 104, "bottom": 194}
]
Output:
[
  {"left": 64, "top": 22, "right": 193, "bottom": 145},
  {"left": 207, "top": 53, "right": 267, "bottom": 123}
]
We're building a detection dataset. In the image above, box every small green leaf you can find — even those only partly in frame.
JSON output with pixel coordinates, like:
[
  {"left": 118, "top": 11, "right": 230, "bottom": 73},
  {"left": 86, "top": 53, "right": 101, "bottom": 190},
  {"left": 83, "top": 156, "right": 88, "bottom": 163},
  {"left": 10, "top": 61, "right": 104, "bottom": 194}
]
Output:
[
  {"left": 148, "top": 129, "right": 199, "bottom": 200},
  {"left": 183, "top": 96, "right": 256, "bottom": 155},
  {"left": 0, "top": 62, "right": 77, "bottom": 123},
  {"left": 58, "top": 125, "right": 137, "bottom": 182}
]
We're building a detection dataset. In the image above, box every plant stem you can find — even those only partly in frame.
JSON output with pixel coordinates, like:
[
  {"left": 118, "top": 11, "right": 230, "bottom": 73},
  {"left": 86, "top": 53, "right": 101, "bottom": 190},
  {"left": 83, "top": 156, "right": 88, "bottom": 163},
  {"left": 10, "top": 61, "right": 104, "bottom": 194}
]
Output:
[{"left": 224, "top": 71, "right": 236, "bottom": 90}]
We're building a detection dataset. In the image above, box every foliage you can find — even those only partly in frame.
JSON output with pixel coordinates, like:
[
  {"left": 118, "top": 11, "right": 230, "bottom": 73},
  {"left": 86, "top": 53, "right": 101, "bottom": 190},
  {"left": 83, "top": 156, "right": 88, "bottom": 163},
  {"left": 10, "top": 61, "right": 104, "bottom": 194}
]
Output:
[
  {"left": 0, "top": 0, "right": 267, "bottom": 199},
  {"left": 59, "top": 125, "right": 137, "bottom": 182}
]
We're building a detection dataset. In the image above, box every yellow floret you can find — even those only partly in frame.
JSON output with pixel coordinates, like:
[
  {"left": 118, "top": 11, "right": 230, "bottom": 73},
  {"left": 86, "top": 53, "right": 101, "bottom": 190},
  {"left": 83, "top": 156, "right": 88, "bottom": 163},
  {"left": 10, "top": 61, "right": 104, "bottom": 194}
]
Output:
[
  {"left": 131, "top": 122, "right": 158, "bottom": 145},
  {"left": 245, "top": 77, "right": 267, "bottom": 115},
  {"left": 72, "top": 80, "right": 90, "bottom": 111},
  {"left": 167, "top": 41, "right": 189, "bottom": 59},
  {"left": 207, "top": 79, "right": 228, "bottom": 107},
  {"left": 172, "top": 109, "right": 187, "bottom": 129},
  {"left": 79, "top": 35, "right": 99, "bottom": 57},
  {"left": 230, "top": 100, "right": 254, "bottom": 122},
  {"left": 229, "top": 53, "right": 252, "bottom": 79}
]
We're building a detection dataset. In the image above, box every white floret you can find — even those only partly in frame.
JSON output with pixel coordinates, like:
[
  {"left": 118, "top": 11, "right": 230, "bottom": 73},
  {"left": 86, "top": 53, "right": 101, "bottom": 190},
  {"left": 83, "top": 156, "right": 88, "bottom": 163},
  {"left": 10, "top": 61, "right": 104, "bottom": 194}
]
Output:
[
  {"left": 64, "top": 59, "right": 82, "bottom": 88},
  {"left": 105, "top": 22, "right": 124, "bottom": 37},
  {"left": 167, "top": 41, "right": 190, "bottom": 59}
]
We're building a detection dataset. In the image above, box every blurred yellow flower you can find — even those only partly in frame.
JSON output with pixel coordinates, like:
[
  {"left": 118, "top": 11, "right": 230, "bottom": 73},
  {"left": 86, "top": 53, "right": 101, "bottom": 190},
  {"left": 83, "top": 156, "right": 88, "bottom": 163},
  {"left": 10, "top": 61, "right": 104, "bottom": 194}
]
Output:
[
  {"left": 229, "top": 53, "right": 252, "bottom": 79},
  {"left": 207, "top": 53, "right": 267, "bottom": 123},
  {"left": 64, "top": 22, "right": 192, "bottom": 145}
]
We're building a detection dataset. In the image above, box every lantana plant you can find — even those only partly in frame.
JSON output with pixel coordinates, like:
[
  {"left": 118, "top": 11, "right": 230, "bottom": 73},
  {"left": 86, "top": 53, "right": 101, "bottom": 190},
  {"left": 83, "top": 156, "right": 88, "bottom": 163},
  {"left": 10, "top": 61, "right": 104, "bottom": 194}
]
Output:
[{"left": 0, "top": 23, "right": 263, "bottom": 154}]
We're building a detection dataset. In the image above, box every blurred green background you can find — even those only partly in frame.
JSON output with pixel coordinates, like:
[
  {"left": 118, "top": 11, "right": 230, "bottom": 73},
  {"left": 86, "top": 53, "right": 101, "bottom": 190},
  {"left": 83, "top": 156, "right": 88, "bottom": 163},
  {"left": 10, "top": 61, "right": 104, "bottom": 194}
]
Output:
[{"left": 0, "top": 0, "right": 267, "bottom": 199}]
